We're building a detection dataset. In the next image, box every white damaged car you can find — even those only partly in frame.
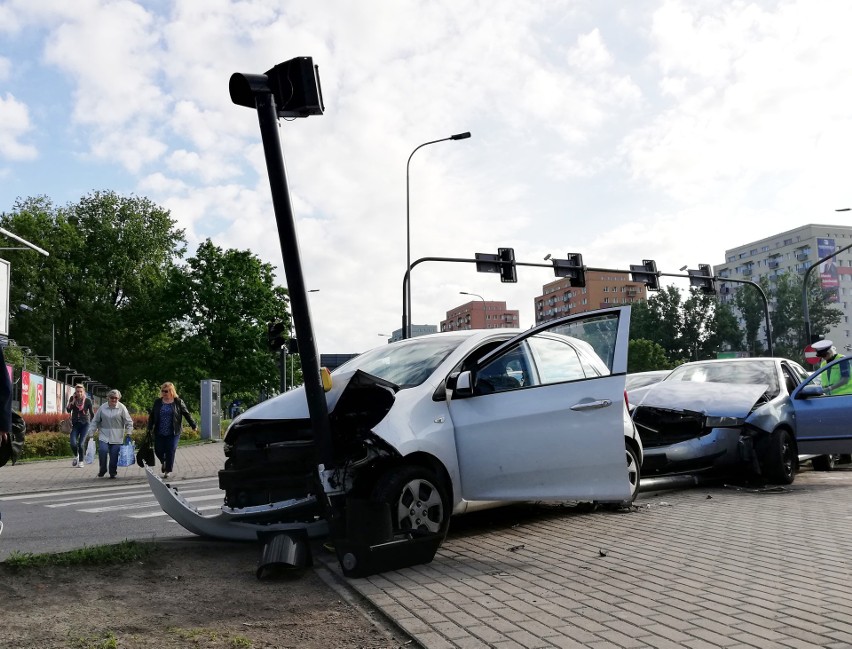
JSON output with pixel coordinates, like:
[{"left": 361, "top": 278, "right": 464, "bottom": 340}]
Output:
[{"left": 149, "top": 307, "right": 642, "bottom": 541}]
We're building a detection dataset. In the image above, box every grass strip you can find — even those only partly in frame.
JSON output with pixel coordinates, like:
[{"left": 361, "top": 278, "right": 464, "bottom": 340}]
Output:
[{"left": 3, "top": 539, "right": 156, "bottom": 570}]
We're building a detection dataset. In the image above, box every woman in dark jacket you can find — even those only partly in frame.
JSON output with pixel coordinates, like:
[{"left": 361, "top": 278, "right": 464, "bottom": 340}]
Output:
[{"left": 147, "top": 382, "right": 197, "bottom": 479}]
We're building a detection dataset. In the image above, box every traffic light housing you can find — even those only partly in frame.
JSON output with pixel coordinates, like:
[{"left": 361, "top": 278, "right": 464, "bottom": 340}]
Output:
[
  {"left": 475, "top": 247, "right": 517, "bottom": 283},
  {"left": 552, "top": 253, "right": 585, "bottom": 287},
  {"left": 630, "top": 259, "right": 659, "bottom": 291},
  {"left": 267, "top": 321, "right": 287, "bottom": 351},
  {"left": 498, "top": 247, "right": 517, "bottom": 283},
  {"left": 688, "top": 264, "right": 715, "bottom": 294}
]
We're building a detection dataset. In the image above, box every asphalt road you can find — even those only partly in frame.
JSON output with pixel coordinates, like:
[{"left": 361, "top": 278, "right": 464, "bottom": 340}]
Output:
[{"left": 0, "top": 476, "right": 218, "bottom": 559}]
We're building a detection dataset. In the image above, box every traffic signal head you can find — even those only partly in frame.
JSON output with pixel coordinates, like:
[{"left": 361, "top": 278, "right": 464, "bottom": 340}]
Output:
[
  {"left": 498, "top": 247, "right": 517, "bottom": 283},
  {"left": 630, "top": 259, "right": 659, "bottom": 291},
  {"left": 688, "top": 264, "right": 715, "bottom": 294},
  {"left": 552, "top": 253, "right": 585, "bottom": 287},
  {"left": 267, "top": 321, "right": 287, "bottom": 351}
]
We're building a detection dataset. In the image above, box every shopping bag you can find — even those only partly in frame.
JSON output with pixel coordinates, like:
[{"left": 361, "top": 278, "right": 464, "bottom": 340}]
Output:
[
  {"left": 84, "top": 439, "right": 95, "bottom": 465},
  {"left": 117, "top": 440, "right": 136, "bottom": 467}
]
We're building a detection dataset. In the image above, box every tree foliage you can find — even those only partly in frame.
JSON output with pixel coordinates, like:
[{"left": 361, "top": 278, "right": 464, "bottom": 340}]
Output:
[{"left": 1, "top": 192, "right": 293, "bottom": 412}]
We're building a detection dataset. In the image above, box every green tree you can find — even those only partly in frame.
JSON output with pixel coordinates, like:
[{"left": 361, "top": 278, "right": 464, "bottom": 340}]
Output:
[
  {"left": 2, "top": 192, "right": 186, "bottom": 391},
  {"left": 172, "top": 239, "right": 293, "bottom": 409},
  {"left": 629, "top": 285, "right": 683, "bottom": 358},
  {"left": 627, "top": 338, "right": 670, "bottom": 372},
  {"left": 732, "top": 279, "right": 767, "bottom": 356}
]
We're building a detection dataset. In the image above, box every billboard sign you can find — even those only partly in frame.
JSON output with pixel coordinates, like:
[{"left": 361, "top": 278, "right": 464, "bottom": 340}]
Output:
[{"left": 817, "top": 238, "right": 839, "bottom": 302}]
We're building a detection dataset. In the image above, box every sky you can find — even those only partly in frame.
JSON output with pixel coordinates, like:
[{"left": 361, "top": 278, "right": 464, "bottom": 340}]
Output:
[{"left": 1, "top": 0, "right": 851, "bottom": 355}]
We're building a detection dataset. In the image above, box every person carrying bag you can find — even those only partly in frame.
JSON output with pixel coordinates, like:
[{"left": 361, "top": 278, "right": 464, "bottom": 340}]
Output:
[
  {"left": 87, "top": 389, "right": 133, "bottom": 479},
  {"left": 146, "top": 382, "right": 197, "bottom": 480}
]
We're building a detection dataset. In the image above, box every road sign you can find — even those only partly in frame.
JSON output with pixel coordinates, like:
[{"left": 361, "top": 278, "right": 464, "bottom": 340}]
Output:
[{"left": 804, "top": 344, "right": 820, "bottom": 365}]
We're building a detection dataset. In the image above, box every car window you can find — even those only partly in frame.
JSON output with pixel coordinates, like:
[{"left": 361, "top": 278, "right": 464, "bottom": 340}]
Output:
[
  {"left": 543, "top": 312, "right": 620, "bottom": 371},
  {"left": 801, "top": 358, "right": 852, "bottom": 397},
  {"left": 781, "top": 364, "right": 800, "bottom": 395},
  {"left": 527, "top": 335, "right": 588, "bottom": 383},
  {"left": 474, "top": 343, "right": 534, "bottom": 394}
]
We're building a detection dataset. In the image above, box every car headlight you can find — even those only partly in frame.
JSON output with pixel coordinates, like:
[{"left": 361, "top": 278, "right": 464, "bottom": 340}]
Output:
[{"left": 704, "top": 415, "right": 745, "bottom": 428}]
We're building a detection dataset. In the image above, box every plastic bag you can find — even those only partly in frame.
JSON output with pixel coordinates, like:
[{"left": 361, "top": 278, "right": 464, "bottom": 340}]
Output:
[
  {"left": 117, "top": 440, "right": 135, "bottom": 467},
  {"left": 84, "top": 438, "right": 95, "bottom": 465}
]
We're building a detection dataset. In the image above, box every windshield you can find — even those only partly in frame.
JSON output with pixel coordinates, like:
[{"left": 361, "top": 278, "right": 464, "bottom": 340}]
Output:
[
  {"left": 666, "top": 360, "right": 779, "bottom": 396},
  {"left": 332, "top": 336, "right": 466, "bottom": 388}
]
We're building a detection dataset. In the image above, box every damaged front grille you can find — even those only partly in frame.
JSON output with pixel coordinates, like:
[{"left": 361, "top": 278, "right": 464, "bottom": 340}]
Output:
[{"left": 632, "top": 407, "right": 707, "bottom": 447}]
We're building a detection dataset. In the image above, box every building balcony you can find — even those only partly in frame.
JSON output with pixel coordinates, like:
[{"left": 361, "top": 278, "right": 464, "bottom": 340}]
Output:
[
  {"left": 796, "top": 253, "right": 809, "bottom": 261},
  {"left": 742, "top": 269, "right": 752, "bottom": 276}
]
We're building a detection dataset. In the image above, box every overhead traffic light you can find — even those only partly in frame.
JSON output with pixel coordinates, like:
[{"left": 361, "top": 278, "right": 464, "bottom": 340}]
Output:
[
  {"left": 475, "top": 247, "right": 517, "bottom": 283},
  {"left": 630, "top": 259, "right": 659, "bottom": 291},
  {"left": 552, "top": 253, "right": 585, "bottom": 287},
  {"left": 688, "top": 264, "right": 715, "bottom": 294},
  {"left": 498, "top": 247, "right": 517, "bottom": 283},
  {"left": 267, "top": 321, "right": 287, "bottom": 351}
]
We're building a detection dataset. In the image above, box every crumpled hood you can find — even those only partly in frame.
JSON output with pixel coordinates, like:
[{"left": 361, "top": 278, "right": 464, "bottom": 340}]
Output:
[
  {"left": 631, "top": 381, "right": 769, "bottom": 418},
  {"left": 230, "top": 368, "right": 362, "bottom": 423}
]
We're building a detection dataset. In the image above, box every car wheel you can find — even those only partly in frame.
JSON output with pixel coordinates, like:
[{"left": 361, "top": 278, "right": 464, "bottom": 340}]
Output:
[
  {"left": 811, "top": 455, "right": 837, "bottom": 471},
  {"left": 763, "top": 429, "right": 796, "bottom": 485},
  {"left": 839, "top": 454, "right": 852, "bottom": 465},
  {"left": 372, "top": 465, "right": 449, "bottom": 536},
  {"left": 626, "top": 443, "right": 641, "bottom": 502}
]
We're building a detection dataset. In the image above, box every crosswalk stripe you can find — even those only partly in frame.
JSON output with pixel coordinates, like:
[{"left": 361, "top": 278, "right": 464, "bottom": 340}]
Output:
[
  {"left": 0, "top": 476, "right": 219, "bottom": 501},
  {"left": 42, "top": 486, "right": 222, "bottom": 508}
]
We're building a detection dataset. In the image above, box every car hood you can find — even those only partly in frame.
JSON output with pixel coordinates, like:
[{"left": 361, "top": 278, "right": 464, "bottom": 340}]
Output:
[
  {"left": 231, "top": 368, "right": 365, "bottom": 423},
  {"left": 630, "top": 381, "right": 769, "bottom": 418}
]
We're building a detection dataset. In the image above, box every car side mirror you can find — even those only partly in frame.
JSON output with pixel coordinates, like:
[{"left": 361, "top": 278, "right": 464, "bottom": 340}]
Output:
[
  {"left": 448, "top": 371, "right": 473, "bottom": 399},
  {"left": 798, "top": 384, "right": 824, "bottom": 398}
]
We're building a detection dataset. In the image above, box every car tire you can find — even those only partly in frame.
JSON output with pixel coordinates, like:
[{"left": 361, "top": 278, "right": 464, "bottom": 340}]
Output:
[
  {"left": 599, "top": 444, "right": 641, "bottom": 510},
  {"left": 625, "top": 443, "right": 641, "bottom": 502},
  {"left": 763, "top": 428, "right": 796, "bottom": 485},
  {"left": 372, "top": 465, "right": 450, "bottom": 536},
  {"left": 811, "top": 455, "right": 837, "bottom": 471},
  {"left": 839, "top": 454, "right": 852, "bottom": 465}
]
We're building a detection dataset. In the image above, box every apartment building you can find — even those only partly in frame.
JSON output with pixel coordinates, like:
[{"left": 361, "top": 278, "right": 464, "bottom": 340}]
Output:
[
  {"left": 713, "top": 223, "right": 852, "bottom": 348},
  {"left": 440, "top": 300, "right": 520, "bottom": 332},
  {"left": 533, "top": 270, "right": 647, "bottom": 325}
]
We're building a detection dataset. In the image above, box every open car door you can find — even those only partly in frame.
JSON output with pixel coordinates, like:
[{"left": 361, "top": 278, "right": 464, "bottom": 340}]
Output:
[
  {"left": 791, "top": 356, "right": 852, "bottom": 455},
  {"left": 447, "top": 307, "right": 632, "bottom": 503}
]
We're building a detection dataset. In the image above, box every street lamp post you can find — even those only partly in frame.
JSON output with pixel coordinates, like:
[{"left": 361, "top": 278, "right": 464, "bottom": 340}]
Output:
[
  {"left": 403, "top": 131, "right": 471, "bottom": 339},
  {"left": 459, "top": 291, "right": 484, "bottom": 302}
]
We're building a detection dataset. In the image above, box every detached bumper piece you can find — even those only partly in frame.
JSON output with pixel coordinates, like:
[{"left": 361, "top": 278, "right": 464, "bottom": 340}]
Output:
[
  {"left": 256, "top": 530, "right": 312, "bottom": 579},
  {"left": 333, "top": 498, "right": 443, "bottom": 578}
]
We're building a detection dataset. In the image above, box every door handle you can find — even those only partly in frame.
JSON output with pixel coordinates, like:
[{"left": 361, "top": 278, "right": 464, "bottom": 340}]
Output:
[{"left": 570, "top": 399, "right": 612, "bottom": 411}]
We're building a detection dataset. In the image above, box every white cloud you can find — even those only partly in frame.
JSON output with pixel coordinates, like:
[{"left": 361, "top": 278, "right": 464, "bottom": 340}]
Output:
[
  {"left": 0, "top": 93, "right": 37, "bottom": 160},
  {"left": 3, "top": 0, "right": 852, "bottom": 352}
]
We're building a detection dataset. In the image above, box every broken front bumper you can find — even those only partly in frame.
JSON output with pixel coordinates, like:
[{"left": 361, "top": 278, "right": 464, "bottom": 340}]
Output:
[{"left": 146, "top": 469, "right": 328, "bottom": 541}]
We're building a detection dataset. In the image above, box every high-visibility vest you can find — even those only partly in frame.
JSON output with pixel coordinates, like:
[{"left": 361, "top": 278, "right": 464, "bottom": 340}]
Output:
[{"left": 820, "top": 354, "right": 852, "bottom": 395}]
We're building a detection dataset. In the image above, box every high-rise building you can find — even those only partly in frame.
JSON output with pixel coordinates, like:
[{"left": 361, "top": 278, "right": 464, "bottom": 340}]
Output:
[
  {"left": 714, "top": 223, "right": 852, "bottom": 348},
  {"left": 533, "top": 270, "right": 647, "bottom": 324},
  {"left": 440, "top": 300, "right": 519, "bottom": 332}
]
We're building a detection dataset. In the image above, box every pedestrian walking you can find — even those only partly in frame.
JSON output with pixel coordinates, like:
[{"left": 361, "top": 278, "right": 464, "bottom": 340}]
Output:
[
  {"left": 66, "top": 384, "right": 94, "bottom": 468},
  {"left": 146, "top": 382, "right": 197, "bottom": 479},
  {"left": 88, "top": 389, "right": 133, "bottom": 479}
]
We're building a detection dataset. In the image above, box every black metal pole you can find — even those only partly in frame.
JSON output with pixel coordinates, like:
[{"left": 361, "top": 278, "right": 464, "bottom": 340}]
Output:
[
  {"left": 279, "top": 347, "right": 286, "bottom": 393},
  {"left": 253, "top": 92, "right": 334, "bottom": 469}
]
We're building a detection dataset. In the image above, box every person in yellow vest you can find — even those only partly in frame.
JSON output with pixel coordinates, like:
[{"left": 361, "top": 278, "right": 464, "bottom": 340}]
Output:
[{"left": 812, "top": 339, "right": 852, "bottom": 395}]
